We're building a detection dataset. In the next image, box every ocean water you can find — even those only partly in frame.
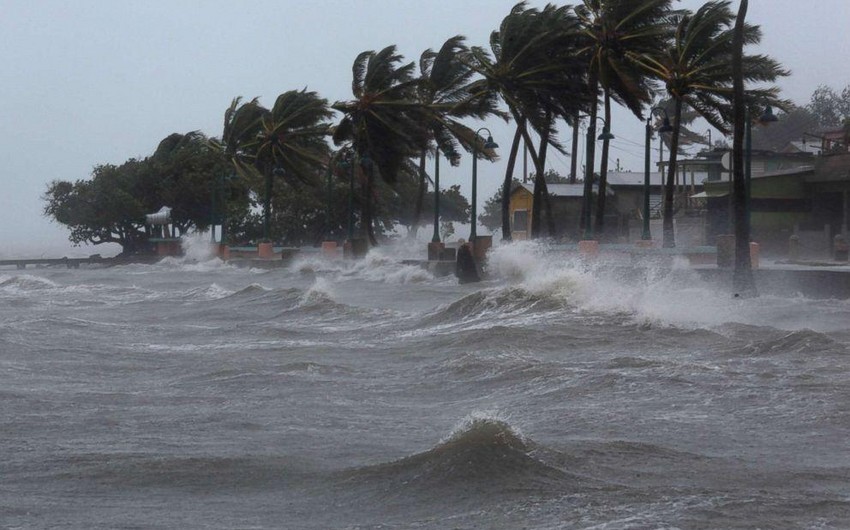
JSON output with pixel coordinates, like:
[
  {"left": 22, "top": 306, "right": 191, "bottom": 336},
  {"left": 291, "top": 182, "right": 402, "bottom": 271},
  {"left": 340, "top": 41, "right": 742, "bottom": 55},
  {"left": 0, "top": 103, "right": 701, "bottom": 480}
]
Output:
[{"left": 2, "top": 239, "right": 850, "bottom": 529}]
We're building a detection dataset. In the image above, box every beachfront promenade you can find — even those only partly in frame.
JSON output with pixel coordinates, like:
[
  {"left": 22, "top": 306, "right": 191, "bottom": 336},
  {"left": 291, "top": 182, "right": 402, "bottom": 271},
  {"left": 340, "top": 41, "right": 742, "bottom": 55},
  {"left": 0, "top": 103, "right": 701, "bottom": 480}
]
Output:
[{"left": 4, "top": 242, "right": 850, "bottom": 299}]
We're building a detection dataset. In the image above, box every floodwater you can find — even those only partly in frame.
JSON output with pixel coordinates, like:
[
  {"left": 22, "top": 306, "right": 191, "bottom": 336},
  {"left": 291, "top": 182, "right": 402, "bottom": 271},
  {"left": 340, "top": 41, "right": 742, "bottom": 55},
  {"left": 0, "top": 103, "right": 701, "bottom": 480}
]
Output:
[{"left": 2, "top": 239, "right": 849, "bottom": 529}]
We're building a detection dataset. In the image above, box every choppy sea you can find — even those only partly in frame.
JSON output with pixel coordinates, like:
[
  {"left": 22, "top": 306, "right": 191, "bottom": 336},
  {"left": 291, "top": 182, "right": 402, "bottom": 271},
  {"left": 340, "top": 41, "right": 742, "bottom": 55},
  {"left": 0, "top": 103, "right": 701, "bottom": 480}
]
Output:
[{"left": 2, "top": 239, "right": 849, "bottom": 529}]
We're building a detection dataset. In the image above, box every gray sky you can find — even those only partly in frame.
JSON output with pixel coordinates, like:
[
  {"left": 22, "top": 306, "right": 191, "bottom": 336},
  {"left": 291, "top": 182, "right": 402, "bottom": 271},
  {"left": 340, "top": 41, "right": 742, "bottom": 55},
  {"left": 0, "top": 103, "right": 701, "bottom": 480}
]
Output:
[{"left": 2, "top": 0, "right": 848, "bottom": 256}]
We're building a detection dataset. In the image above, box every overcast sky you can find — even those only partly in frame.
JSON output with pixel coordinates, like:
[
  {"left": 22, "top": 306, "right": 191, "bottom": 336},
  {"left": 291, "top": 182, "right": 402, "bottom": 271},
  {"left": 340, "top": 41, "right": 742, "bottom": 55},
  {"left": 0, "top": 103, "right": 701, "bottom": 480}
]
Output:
[{"left": 2, "top": 0, "right": 848, "bottom": 256}]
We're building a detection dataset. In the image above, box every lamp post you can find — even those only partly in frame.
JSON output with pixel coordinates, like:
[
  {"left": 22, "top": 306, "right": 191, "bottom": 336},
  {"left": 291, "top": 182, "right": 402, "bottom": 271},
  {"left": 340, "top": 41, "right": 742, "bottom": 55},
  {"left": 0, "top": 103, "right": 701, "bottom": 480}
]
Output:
[
  {"left": 431, "top": 148, "right": 459, "bottom": 243},
  {"left": 470, "top": 129, "right": 498, "bottom": 242},
  {"left": 643, "top": 108, "right": 673, "bottom": 241},
  {"left": 582, "top": 117, "right": 614, "bottom": 240}
]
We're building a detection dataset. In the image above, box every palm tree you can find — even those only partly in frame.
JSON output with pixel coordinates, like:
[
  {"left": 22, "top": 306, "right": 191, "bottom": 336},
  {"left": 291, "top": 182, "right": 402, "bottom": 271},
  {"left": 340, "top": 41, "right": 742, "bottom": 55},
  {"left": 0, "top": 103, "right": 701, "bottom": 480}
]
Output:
[
  {"left": 633, "top": 0, "right": 787, "bottom": 248},
  {"left": 333, "top": 45, "right": 432, "bottom": 246},
  {"left": 410, "top": 35, "right": 501, "bottom": 238},
  {"left": 574, "top": 0, "right": 674, "bottom": 238},
  {"left": 464, "top": 2, "right": 590, "bottom": 240},
  {"left": 219, "top": 97, "right": 267, "bottom": 180},
  {"left": 251, "top": 89, "right": 334, "bottom": 241}
]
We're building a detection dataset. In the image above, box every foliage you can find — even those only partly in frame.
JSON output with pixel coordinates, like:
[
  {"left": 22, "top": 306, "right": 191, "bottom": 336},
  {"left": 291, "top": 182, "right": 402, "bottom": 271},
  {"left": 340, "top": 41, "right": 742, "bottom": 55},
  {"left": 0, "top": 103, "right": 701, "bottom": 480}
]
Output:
[
  {"left": 464, "top": 2, "right": 590, "bottom": 239},
  {"left": 633, "top": 0, "right": 788, "bottom": 247},
  {"left": 409, "top": 35, "right": 502, "bottom": 236},
  {"left": 806, "top": 84, "right": 850, "bottom": 129},
  {"left": 43, "top": 132, "right": 247, "bottom": 254}
]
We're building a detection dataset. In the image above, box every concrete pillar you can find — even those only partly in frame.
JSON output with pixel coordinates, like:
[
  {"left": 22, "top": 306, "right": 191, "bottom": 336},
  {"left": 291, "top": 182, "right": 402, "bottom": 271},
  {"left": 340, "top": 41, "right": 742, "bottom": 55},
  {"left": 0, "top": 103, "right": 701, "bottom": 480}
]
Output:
[
  {"left": 578, "top": 239, "right": 599, "bottom": 257},
  {"left": 258, "top": 242, "right": 274, "bottom": 259},
  {"left": 716, "top": 234, "right": 734, "bottom": 268},
  {"left": 427, "top": 241, "right": 445, "bottom": 261},
  {"left": 321, "top": 241, "right": 339, "bottom": 259}
]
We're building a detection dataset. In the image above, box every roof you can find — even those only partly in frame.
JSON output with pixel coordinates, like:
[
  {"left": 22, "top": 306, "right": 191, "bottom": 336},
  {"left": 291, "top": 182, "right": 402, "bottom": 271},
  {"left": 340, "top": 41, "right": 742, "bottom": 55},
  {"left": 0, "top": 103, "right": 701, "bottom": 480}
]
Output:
[
  {"left": 513, "top": 182, "right": 611, "bottom": 198},
  {"left": 605, "top": 171, "right": 708, "bottom": 187}
]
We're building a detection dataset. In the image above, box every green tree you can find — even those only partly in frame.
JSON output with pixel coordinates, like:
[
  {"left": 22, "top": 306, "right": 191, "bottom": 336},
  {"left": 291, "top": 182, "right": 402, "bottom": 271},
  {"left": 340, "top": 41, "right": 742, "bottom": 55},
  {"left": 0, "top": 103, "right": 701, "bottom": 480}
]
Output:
[
  {"left": 575, "top": 0, "right": 673, "bottom": 237},
  {"left": 333, "top": 45, "right": 432, "bottom": 246},
  {"left": 465, "top": 3, "right": 590, "bottom": 241},
  {"left": 43, "top": 162, "right": 149, "bottom": 254},
  {"left": 236, "top": 89, "right": 334, "bottom": 242},
  {"left": 150, "top": 131, "right": 237, "bottom": 235},
  {"left": 634, "top": 0, "right": 787, "bottom": 248}
]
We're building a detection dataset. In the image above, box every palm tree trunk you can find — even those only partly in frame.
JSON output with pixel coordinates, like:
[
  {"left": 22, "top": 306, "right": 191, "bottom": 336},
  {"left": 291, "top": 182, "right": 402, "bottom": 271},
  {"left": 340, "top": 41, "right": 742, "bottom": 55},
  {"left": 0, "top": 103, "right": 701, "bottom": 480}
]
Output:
[
  {"left": 410, "top": 150, "right": 427, "bottom": 238},
  {"left": 662, "top": 99, "right": 683, "bottom": 248},
  {"left": 594, "top": 91, "right": 612, "bottom": 237},
  {"left": 569, "top": 110, "right": 580, "bottom": 184},
  {"left": 362, "top": 165, "right": 378, "bottom": 247},
  {"left": 732, "top": 0, "right": 755, "bottom": 295},
  {"left": 535, "top": 119, "right": 556, "bottom": 237},
  {"left": 501, "top": 126, "right": 524, "bottom": 241},
  {"left": 528, "top": 118, "right": 553, "bottom": 239}
]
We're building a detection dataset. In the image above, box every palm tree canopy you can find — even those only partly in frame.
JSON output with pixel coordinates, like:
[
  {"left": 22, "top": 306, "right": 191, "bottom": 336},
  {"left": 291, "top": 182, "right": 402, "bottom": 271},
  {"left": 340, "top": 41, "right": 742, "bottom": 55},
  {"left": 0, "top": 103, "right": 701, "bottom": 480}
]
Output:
[
  {"left": 575, "top": 0, "right": 674, "bottom": 119},
  {"left": 217, "top": 97, "right": 268, "bottom": 180},
  {"left": 634, "top": 0, "right": 788, "bottom": 133},
  {"left": 417, "top": 35, "right": 504, "bottom": 163},
  {"left": 332, "top": 45, "right": 432, "bottom": 184},
  {"left": 252, "top": 89, "right": 334, "bottom": 186},
  {"left": 463, "top": 2, "right": 592, "bottom": 146}
]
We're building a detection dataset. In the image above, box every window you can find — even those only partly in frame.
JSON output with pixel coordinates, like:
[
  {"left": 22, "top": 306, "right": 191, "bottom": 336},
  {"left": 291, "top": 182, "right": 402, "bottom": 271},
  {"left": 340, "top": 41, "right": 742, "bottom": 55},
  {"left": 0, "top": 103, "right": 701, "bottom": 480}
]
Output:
[{"left": 513, "top": 209, "right": 529, "bottom": 232}]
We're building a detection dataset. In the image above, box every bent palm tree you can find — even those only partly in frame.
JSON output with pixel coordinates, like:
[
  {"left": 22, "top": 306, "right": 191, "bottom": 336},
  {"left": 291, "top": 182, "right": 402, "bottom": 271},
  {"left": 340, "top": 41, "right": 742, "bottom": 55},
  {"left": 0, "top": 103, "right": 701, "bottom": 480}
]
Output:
[
  {"left": 333, "top": 45, "right": 431, "bottom": 246},
  {"left": 464, "top": 2, "right": 589, "bottom": 240},
  {"left": 251, "top": 89, "right": 334, "bottom": 241},
  {"left": 633, "top": 0, "right": 787, "bottom": 248},
  {"left": 410, "top": 35, "right": 502, "bottom": 238},
  {"left": 574, "top": 0, "right": 673, "bottom": 237}
]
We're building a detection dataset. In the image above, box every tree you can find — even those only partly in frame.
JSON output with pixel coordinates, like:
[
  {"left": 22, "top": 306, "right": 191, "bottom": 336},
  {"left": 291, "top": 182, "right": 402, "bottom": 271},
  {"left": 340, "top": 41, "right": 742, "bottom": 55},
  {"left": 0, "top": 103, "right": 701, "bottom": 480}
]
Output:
[
  {"left": 633, "top": 0, "right": 787, "bottom": 248},
  {"left": 43, "top": 162, "right": 149, "bottom": 254},
  {"left": 333, "top": 45, "right": 432, "bottom": 246},
  {"left": 807, "top": 84, "right": 850, "bottom": 129},
  {"left": 228, "top": 89, "right": 334, "bottom": 242},
  {"left": 409, "top": 36, "right": 501, "bottom": 237},
  {"left": 150, "top": 131, "right": 236, "bottom": 235},
  {"left": 575, "top": 0, "right": 673, "bottom": 238},
  {"left": 44, "top": 132, "right": 250, "bottom": 254},
  {"left": 732, "top": 0, "right": 754, "bottom": 296},
  {"left": 464, "top": 3, "right": 589, "bottom": 240}
]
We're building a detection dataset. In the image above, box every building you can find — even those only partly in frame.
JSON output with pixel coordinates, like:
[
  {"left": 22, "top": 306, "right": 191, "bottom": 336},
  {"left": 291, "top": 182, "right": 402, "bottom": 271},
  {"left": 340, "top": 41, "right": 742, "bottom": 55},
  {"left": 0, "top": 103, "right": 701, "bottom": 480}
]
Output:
[{"left": 508, "top": 182, "right": 608, "bottom": 241}]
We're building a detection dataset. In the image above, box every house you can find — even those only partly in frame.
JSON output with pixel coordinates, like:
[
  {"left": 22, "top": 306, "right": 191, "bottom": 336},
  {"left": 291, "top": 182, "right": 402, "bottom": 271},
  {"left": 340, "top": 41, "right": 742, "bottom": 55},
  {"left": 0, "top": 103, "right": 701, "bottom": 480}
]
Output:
[{"left": 508, "top": 182, "right": 608, "bottom": 241}]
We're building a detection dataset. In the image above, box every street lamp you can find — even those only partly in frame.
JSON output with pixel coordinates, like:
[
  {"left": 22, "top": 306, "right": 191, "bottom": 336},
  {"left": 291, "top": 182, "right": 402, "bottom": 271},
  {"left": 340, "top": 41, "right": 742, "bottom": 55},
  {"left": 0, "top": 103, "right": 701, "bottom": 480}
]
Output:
[
  {"left": 432, "top": 147, "right": 459, "bottom": 243},
  {"left": 582, "top": 116, "right": 614, "bottom": 240},
  {"left": 470, "top": 129, "right": 498, "bottom": 242},
  {"left": 643, "top": 107, "right": 673, "bottom": 241}
]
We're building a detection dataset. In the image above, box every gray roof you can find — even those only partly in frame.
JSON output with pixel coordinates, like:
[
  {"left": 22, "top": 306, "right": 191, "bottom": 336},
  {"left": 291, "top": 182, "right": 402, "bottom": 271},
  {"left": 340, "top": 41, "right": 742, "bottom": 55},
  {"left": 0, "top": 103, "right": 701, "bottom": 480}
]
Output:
[{"left": 518, "top": 182, "right": 610, "bottom": 197}]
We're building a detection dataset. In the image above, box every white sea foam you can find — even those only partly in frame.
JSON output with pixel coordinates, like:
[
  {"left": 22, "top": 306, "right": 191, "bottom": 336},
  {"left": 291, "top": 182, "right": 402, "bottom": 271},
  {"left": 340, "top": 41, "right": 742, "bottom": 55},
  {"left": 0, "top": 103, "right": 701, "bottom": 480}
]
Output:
[
  {"left": 483, "top": 240, "right": 837, "bottom": 331},
  {"left": 299, "top": 276, "right": 337, "bottom": 306}
]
